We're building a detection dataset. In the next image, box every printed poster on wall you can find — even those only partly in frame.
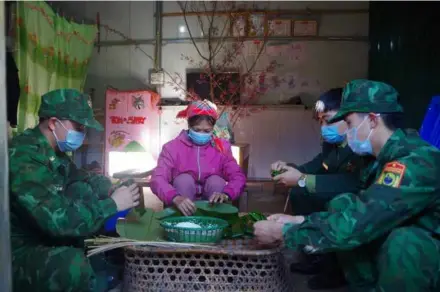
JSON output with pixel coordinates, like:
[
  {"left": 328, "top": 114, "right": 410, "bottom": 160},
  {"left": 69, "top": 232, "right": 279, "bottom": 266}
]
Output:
[{"left": 104, "top": 89, "right": 161, "bottom": 174}]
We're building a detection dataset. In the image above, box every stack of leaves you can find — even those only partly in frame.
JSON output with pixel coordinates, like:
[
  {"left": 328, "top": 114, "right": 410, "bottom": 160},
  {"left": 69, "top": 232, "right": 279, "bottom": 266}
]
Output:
[
  {"left": 113, "top": 178, "right": 145, "bottom": 216},
  {"left": 115, "top": 207, "right": 165, "bottom": 241}
]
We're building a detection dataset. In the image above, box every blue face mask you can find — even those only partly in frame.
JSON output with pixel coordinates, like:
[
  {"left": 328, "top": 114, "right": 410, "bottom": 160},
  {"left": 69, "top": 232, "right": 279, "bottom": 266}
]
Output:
[
  {"left": 53, "top": 120, "right": 86, "bottom": 152},
  {"left": 347, "top": 117, "right": 374, "bottom": 156},
  {"left": 188, "top": 129, "right": 212, "bottom": 145},
  {"left": 321, "top": 122, "right": 346, "bottom": 144}
]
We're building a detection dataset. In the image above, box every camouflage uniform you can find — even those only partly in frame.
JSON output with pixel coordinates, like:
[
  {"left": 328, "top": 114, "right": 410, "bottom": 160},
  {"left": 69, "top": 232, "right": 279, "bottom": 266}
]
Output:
[
  {"left": 9, "top": 89, "right": 118, "bottom": 292},
  {"left": 288, "top": 141, "right": 368, "bottom": 215},
  {"left": 283, "top": 80, "right": 440, "bottom": 291}
]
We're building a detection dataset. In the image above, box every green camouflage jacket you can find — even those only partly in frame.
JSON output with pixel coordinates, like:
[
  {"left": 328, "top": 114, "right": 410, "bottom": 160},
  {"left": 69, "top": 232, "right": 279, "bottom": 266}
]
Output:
[
  {"left": 9, "top": 127, "right": 117, "bottom": 251},
  {"left": 283, "top": 128, "right": 440, "bottom": 252}
]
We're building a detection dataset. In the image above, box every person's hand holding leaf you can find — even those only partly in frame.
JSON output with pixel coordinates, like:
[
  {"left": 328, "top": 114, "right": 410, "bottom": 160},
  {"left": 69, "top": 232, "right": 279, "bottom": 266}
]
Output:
[
  {"left": 173, "top": 195, "right": 196, "bottom": 216},
  {"left": 273, "top": 166, "right": 303, "bottom": 187},
  {"left": 209, "top": 192, "right": 229, "bottom": 204}
]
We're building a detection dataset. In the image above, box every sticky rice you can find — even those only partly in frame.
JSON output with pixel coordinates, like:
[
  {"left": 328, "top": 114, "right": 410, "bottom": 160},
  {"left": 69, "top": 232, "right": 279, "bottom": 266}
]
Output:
[{"left": 175, "top": 222, "right": 202, "bottom": 229}]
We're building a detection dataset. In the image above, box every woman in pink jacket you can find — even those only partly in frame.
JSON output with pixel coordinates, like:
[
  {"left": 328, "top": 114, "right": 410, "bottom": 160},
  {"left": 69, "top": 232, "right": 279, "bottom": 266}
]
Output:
[{"left": 150, "top": 100, "right": 246, "bottom": 216}]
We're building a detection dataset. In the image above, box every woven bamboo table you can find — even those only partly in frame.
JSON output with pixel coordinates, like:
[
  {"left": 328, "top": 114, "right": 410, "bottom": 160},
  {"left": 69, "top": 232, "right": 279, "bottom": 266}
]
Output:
[{"left": 122, "top": 239, "right": 292, "bottom": 292}]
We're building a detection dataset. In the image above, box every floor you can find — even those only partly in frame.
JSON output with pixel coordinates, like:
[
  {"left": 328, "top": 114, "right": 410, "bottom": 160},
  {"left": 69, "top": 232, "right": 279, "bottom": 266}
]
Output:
[
  {"left": 140, "top": 182, "right": 349, "bottom": 292},
  {"left": 283, "top": 251, "right": 348, "bottom": 292}
]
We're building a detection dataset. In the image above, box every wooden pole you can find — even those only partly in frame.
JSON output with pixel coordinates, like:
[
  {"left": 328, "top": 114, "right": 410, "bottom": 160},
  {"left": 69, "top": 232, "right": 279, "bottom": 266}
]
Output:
[
  {"left": 0, "top": 1, "right": 13, "bottom": 291},
  {"left": 161, "top": 8, "right": 369, "bottom": 17}
]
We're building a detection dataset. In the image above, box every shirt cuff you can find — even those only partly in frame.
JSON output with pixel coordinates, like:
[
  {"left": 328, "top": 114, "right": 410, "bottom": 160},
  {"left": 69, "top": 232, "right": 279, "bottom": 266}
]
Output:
[
  {"left": 282, "top": 221, "right": 306, "bottom": 250},
  {"left": 282, "top": 222, "right": 296, "bottom": 238},
  {"left": 99, "top": 198, "right": 118, "bottom": 219},
  {"left": 165, "top": 190, "right": 179, "bottom": 206},
  {"left": 305, "top": 174, "right": 316, "bottom": 193},
  {"left": 222, "top": 189, "right": 232, "bottom": 200},
  {"left": 222, "top": 186, "right": 238, "bottom": 200}
]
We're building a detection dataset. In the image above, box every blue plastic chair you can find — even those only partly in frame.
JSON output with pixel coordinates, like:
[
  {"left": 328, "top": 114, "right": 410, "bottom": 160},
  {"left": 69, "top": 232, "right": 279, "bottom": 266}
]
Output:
[{"left": 419, "top": 96, "right": 440, "bottom": 149}]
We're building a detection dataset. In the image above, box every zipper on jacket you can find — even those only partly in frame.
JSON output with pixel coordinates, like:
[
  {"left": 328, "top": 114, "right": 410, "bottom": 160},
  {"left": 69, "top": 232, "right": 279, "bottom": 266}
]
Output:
[{"left": 197, "top": 146, "right": 201, "bottom": 194}]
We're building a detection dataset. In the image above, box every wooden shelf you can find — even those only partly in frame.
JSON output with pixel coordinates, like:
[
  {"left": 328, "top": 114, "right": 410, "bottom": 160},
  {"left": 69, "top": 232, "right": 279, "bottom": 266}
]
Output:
[{"left": 160, "top": 9, "right": 369, "bottom": 18}]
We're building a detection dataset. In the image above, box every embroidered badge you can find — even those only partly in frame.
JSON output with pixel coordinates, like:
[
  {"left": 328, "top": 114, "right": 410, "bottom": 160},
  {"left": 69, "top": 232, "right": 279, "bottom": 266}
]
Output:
[
  {"left": 315, "top": 100, "right": 325, "bottom": 113},
  {"left": 377, "top": 162, "right": 406, "bottom": 188}
]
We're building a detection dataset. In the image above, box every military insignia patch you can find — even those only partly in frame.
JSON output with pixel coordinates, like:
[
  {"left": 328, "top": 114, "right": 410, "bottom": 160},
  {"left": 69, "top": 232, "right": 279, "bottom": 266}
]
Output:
[
  {"left": 376, "top": 162, "right": 406, "bottom": 188},
  {"left": 315, "top": 100, "right": 325, "bottom": 113}
]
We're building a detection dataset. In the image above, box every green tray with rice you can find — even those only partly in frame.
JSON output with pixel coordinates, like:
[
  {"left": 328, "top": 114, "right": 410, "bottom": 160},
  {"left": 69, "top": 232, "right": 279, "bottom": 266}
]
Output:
[{"left": 160, "top": 216, "right": 229, "bottom": 243}]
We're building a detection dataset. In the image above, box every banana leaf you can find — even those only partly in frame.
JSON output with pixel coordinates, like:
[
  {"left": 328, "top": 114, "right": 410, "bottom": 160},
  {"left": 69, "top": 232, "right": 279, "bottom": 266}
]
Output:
[
  {"left": 194, "top": 201, "right": 238, "bottom": 214},
  {"left": 114, "top": 178, "right": 145, "bottom": 216},
  {"left": 240, "top": 212, "right": 267, "bottom": 235},
  {"left": 116, "top": 208, "right": 166, "bottom": 241}
]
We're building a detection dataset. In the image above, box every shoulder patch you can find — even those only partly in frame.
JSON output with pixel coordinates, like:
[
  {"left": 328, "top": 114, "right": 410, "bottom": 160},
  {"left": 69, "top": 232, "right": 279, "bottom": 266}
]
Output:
[{"left": 376, "top": 161, "right": 406, "bottom": 188}]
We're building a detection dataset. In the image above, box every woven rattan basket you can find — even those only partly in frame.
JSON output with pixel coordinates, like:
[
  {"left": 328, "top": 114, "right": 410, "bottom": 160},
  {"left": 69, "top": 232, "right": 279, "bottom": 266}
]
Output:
[{"left": 122, "top": 239, "right": 292, "bottom": 292}]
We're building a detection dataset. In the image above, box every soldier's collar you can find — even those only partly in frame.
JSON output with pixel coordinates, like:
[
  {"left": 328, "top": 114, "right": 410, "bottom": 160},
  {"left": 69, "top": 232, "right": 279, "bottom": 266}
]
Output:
[
  {"left": 376, "top": 129, "right": 406, "bottom": 163},
  {"left": 338, "top": 140, "right": 348, "bottom": 148},
  {"left": 32, "top": 127, "right": 66, "bottom": 169}
]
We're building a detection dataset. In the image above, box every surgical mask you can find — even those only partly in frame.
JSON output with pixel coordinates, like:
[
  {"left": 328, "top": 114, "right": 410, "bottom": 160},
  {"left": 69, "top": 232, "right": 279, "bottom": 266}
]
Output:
[
  {"left": 347, "top": 116, "right": 375, "bottom": 156},
  {"left": 188, "top": 129, "right": 212, "bottom": 145},
  {"left": 321, "top": 122, "right": 346, "bottom": 144},
  {"left": 52, "top": 120, "right": 85, "bottom": 152}
]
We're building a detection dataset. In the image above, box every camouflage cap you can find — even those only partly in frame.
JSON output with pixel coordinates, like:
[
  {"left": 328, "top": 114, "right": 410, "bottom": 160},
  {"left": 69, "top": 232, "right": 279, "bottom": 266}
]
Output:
[
  {"left": 38, "top": 89, "right": 103, "bottom": 131},
  {"left": 329, "top": 79, "right": 403, "bottom": 123}
]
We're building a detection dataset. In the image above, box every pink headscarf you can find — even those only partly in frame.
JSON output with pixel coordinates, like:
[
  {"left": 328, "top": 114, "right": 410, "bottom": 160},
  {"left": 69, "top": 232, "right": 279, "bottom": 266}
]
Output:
[
  {"left": 176, "top": 100, "right": 225, "bottom": 153},
  {"left": 176, "top": 100, "right": 219, "bottom": 120}
]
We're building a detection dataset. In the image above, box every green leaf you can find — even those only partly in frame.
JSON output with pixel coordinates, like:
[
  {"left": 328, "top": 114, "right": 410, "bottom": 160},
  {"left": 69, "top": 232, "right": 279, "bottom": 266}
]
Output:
[
  {"left": 116, "top": 208, "right": 166, "bottom": 241},
  {"left": 155, "top": 207, "right": 180, "bottom": 220},
  {"left": 194, "top": 200, "right": 239, "bottom": 214}
]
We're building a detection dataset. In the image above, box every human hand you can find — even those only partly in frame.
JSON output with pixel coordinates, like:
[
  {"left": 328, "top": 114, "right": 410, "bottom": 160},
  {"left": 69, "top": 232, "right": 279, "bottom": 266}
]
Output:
[
  {"left": 173, "top": 195, "right": 196, "bottom": 216},
  {"left": 267, "top": 214, "right": 305, "bottom": 225},
  {"left": 253, "top": 220, "right": 284, "bottom": 245},
  {"left": 273, "top": 166, "right": 303, "bottom": 187},
  {"left": 271, "top": 160, "right": 287, "bottom": 172},
  {"left": 209, "top": 192, "right": 229, "bottom": 204},
  {"left": 109, "top": 178, "right": 131, "bottom": 195},
  {"left": 111, "top": 183, "right": 140, "bottom": 211}
]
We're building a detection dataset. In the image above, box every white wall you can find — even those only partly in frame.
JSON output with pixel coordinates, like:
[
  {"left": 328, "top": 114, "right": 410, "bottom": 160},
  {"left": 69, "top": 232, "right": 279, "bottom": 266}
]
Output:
[
  {"left": 49, "top": 1, "right": 369, "bottom": 109},
  {"left": 49, "top": 1, "right": 368, "bottom": 178}
]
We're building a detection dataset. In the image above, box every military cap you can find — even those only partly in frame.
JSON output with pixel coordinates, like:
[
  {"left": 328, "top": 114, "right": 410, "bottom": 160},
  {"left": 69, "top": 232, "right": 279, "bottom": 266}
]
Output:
[
  {"left": 314, "top": 87, "right": 343, "bottom": 114},
  {"left": 38, "top": 89, "right": 103, "bottom": 131},
  {"left": 329, "top": 79, "right": 403, "bottom": 123}
]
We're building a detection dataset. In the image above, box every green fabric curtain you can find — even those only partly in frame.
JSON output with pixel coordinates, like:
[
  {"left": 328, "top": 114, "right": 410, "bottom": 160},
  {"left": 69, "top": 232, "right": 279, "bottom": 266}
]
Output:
[{"left": 14, "top": 1, "right": 97, "bottom": 133}]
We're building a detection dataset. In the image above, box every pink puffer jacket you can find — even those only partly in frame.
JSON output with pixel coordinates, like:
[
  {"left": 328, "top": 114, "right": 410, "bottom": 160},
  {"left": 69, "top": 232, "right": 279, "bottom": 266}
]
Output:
[{"left": 150, "top": 130, "right": 246, "bottom": 205}]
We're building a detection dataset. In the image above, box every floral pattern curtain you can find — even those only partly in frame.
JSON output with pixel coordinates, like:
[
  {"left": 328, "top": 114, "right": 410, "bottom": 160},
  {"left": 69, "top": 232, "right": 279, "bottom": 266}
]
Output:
[{"left": 14, "top": 1, "right": 97, "bottom": 133}]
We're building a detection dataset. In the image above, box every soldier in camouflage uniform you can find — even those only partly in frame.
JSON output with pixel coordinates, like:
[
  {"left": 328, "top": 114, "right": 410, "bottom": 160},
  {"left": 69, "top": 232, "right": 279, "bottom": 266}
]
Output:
[
  {"left": 271, "top": 88, "right": 372, "bottom": 289},
  {"left": 9, "top": 89, "right": 141, "bottom": 292},
  {"left": 255, "top": 79, "right": 440, "bottom": 291}
]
